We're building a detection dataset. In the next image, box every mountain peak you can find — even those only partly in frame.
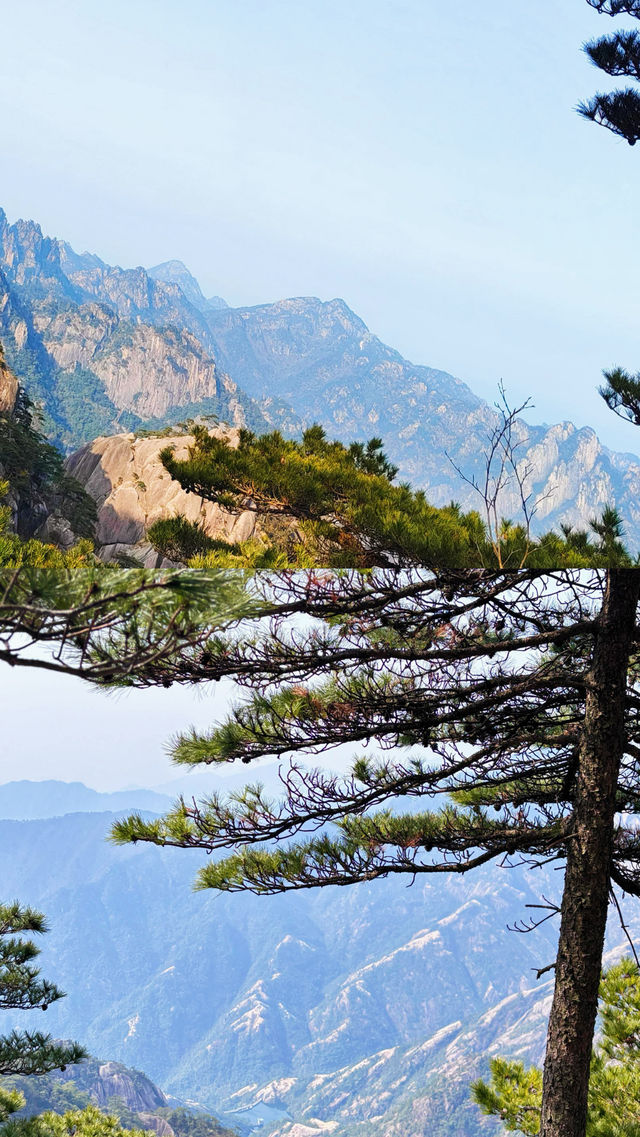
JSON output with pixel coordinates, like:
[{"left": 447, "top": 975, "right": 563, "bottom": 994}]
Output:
[{"left": 148, "top": 259, "right": 227, "bottom": 312}]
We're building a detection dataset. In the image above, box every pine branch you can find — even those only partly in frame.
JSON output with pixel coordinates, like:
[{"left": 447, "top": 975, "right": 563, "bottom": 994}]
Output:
[
  {"left": 586, "top": 0, "right": 640, "bottom": 16},
  {"left": 578, "top": 87, "right": 640, "bottom": 144},
  {"left": 584, "top": 29, "right": 640, "bottom": 78}
]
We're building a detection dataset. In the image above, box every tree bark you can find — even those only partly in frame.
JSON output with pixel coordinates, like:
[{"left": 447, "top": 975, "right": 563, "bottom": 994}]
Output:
[{"left": 539, "top": 569, "right": 640, "bottom": 1137}]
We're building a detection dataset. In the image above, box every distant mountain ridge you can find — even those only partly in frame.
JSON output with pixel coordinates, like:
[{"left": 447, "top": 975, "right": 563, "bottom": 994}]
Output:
[
  {"left": 3, "top": 204, "right": 640, "bottom": 546},
  {"left": 202, "top": 296, "right": 640, "bottom": 546},
  {"left": 0, "top": 780, "right": 171, "bottom": 820},
  {"left": 1, "top": 791, "right": 634, "bottom": 1137}
]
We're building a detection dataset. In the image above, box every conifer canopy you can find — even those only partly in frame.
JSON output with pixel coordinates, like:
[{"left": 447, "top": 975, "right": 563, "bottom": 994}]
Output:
[{"left": 580, "top": 0, "right": 640, "bottom": 143}]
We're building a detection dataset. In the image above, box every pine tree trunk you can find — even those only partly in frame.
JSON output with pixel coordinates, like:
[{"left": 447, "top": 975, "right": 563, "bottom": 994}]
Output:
[{"left": 539, "top": 569, "right": 640, "bottom": 1137}]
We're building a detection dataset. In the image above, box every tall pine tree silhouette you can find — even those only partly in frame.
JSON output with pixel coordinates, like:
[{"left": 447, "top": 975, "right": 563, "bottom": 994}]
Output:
[{"left": 580, "top": 1, "right": 640, "bottom": 144}]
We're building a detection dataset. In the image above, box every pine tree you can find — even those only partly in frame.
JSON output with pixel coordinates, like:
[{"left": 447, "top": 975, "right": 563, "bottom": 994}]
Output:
[
  {"left": 107, "top": 567, "right": 640, "bottom": 1137},
  {"left": 0, "top": 902, "right": 86, "bottom": 1131},
  {"left": 0, "top": 567, "right": 254, "bottom": 681},
  {"left": 472, "top": 957, "right": 640, "bottom": 1136},
  {"left": 151, "top": 423, "right": 630, "bottom": 569},
  {"left": 580, "top": 1, "right": 640, "bottom": 144},
  {"left": 575, "top": 3, "right": 640, "bottom": 483},
  {"left": 0, "top": 354, "right": 97, "bottom": 560}
]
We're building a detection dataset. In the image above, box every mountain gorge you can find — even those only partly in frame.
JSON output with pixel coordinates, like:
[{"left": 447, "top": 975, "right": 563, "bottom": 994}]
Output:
[
  {"left": 2, "top": 206, "right": 640, "bottom": 549},
  {"left": 1, "top": 786, "right": 634, "bottom": 1137}
]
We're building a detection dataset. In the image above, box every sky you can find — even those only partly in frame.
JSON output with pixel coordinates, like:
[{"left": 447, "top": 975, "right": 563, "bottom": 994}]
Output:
[
  {"left": 0, "top": 663, "right": 231, "bottom": 790},
  {"left": 1, "top": 0, "right": 640, "bottom": 454},
  {"left": 0, "top": 659, "right": 357, "bottom": 792}
]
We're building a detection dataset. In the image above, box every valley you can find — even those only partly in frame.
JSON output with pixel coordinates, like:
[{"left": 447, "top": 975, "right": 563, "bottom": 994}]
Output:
[{"left": 0, "top": 782, "right": 635, "bottom": 1137}]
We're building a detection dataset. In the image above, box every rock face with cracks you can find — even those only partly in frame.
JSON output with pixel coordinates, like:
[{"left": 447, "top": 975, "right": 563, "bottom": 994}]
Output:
[{"left": 66, "top": 428, "right": 259, "bottom": 565}]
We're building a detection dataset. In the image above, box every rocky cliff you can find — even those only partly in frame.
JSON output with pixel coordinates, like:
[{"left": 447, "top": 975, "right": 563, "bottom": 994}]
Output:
[
  {"left": 66, "top": 428, "right": 260, "bottom": 564},
  {"left": 0, "top": 341, "right": 18, "bottom": 413},
  {"left": 4, "top": 203, "right": 640, "bottom": 549},
  {"left": 84, "top": 1060, "right": 168, "bottom": 1113},
  {"left": 9, "top": 1052, "right": 238, "bottom": 1137},
  {"left": 0, "top": 209, "right": 274, "bottom": 450}
]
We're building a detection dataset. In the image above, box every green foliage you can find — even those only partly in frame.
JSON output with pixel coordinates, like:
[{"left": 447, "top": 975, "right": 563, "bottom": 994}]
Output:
[
  {"left": 599, "top": 366, "right": 640, "bottom": 427},
  {"left": 0, "top": 484, "right": 94, "bottom": 569},
  {"left": 156, "top": 424, "right": 629, "bottom": 568},
  {"left": 147, "top": 515, "right": 297, "bottom": 569},
  {"left": 0, "top": 899, "right": 86, "bottom": 1137},
  {"left": 12, "top": 1104, "right": 148, "bottom": 1137},
  {"left": 100, "top": 1098, "right": 145, "bottom": 1132},
  {"left": 154, "top": 1108, "right": 237, "bottom": 1137},
  {"left": 472, "top": 1059, "right": 542, "bottom": 1135},
  {"left": 3, "top": 1104, "right": 239, "bottom": 1137},
  {"left": 471, "top": 959, "right": 640, "bottom": 1135},
  {"left": 0, "top": 316, "right": 64, "bottom": 444},
  {"left": 0, "top": 564, "right": 256, "bottom": 686},
  {"left": 0, "top": 391, "right": 61, "bottom": 486},
  {"left": 1, "top": 1078, "right": 92, "bottom": 1122},
  {"left": 0, "top": 1090, "right": 27, "bottom": 1127},
  {"left": 54, "top": 369, "right": 139, "bottom": 447},
  {"left": 0, "top": 372, "right": 97, "bottom": 559},
  {"left": 146, "top": 516, "right": 220, "bottom": 563}
]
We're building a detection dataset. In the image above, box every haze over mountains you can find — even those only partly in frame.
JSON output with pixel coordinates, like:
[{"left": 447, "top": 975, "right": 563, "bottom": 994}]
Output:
[
  {"left": 0, "top": 783, "right": 554, "bottom": 1137},
  {"left": 3, "top": 206, "right": 640, "bottom": 547},
  {"left": 0, "top": 779, "right": 635, "bottom": 1137},
  {"left": 0, "top": 780, "right": 171, "bottom": 820}
]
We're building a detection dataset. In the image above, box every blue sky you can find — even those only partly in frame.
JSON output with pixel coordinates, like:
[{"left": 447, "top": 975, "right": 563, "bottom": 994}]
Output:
[{"left": 1, "top": 0, "right": 640, "bottom": 453}]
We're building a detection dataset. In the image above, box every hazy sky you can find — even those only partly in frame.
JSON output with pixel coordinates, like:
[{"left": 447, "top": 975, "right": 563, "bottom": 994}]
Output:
[
  {"left": 0, "top": 663, "right": 229, "bottom": 790},
  {"left": 0, "top": 660, "right": 355, "bottom": 792},
  {"left": 1, "top": 0, "right": 639, "bottom": 454}
]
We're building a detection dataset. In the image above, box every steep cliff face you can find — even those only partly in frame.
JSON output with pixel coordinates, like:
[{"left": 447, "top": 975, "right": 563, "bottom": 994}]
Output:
[
  {"left": 0, "top": 341, "right": 18, "bottom": 413},
  {"left": 0, "top": 209, "right": 270, "bottom": 450},
  {"left": 66, "top": 428, "right": 259, "bottom": 564},
  {"left": 90, "top": 1061, "right": 167, "bottom": 1112}
]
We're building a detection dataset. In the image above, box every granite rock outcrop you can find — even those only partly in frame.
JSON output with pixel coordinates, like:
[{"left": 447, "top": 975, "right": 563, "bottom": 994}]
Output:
[
  {"left": 4, "top": 204, "right": 640, "bottom": 550},
  {"left": 66, "top": 428, "right": 259, "bottom": 564}
]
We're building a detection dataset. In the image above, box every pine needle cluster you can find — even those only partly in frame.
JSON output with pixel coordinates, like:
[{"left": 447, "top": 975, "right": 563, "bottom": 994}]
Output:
[
  {"left": 472, "top": 959, "right": 640, "bottom": 1136},
  {"left": 580, "top": 0, "right": 640, "bottom": 143}
]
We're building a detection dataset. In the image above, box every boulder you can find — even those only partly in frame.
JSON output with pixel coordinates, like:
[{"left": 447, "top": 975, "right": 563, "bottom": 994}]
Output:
[{"left": 66, "top": 427, "right": 259, "bottom": 563}]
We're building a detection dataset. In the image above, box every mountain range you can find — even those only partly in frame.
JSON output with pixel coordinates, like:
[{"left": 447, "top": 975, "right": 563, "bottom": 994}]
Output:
[
  {"left": 2, "top": 206, "right": 640, "bottom": 548},
  {"left": 0, "top": 780, "right": 171, "bottom": 820},
  {"left": 0, "top": 781, "right": 636, "bottom": 1137}
]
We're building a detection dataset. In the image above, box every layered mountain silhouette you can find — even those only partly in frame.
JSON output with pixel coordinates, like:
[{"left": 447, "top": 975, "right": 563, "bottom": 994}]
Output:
[
  {"left": 0, "top": 783, "right": 634, "bottom": 1136},
  {"left": 2, "top": 204, "right": 640, "bottom": 545}
]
